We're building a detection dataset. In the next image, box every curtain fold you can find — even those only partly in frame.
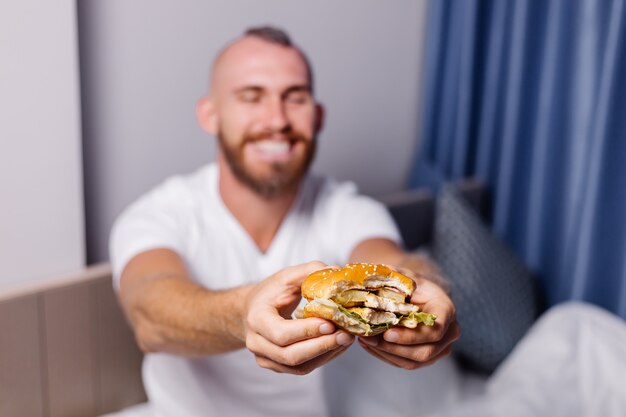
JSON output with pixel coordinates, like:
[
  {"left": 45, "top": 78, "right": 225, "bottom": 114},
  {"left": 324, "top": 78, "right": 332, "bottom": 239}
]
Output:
[{"left": 411, "top": 0, "right": 626, "bottom": 318}]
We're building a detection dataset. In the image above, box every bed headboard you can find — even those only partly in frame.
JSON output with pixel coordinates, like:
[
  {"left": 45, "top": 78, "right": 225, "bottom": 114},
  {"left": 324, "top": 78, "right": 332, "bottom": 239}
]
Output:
[{"left": 0, "top": 264, "right": 146, "bottom": 417}]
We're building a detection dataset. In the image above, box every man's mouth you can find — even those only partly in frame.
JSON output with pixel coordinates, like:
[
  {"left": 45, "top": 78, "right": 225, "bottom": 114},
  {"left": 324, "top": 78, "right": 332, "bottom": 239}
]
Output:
[
  {"left": 246, "top": 138, "right": 300, "bottom": 163},
  {"left": 254, "top": 140, "right": 291, "bottom": 155}
]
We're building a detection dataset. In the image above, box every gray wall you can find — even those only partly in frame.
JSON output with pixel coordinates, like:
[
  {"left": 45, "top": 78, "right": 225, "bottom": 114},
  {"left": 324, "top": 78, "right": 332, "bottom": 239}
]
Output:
[
  {"left": 79, "top": 0, "right": 428, "bottom": 263},
  {"left": 0, "top": 0, "right": 84, "bottom": 290}
]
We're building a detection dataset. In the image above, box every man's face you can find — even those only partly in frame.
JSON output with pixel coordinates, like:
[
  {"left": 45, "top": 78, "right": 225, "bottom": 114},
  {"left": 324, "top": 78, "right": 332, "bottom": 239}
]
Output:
[{"left": 207, "top": 37, "right": 322, "bottom": 199}]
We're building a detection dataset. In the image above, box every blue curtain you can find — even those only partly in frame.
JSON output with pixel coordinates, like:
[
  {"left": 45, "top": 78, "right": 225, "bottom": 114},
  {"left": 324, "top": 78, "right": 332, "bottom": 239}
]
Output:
[{"left": 410, "top": 0, "right": 626, "bottom": 318}]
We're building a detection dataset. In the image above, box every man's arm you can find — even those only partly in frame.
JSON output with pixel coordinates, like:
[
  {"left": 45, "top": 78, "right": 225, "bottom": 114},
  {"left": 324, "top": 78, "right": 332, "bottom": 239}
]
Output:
[
  {"left": 118, "top": 248, "right": 353, "bottom": 373},
  {"left": 349, "top": 238, "right": 460, "bottom": 370},
  {"left": 118, "top": 248, "right": 252, "bottom": 355}
]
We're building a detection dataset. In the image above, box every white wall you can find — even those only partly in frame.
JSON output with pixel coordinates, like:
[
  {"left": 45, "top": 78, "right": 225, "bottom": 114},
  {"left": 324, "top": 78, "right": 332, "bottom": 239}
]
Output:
[
  {"left": 0, "top": 0, "right": 84, "bottom": 290},
  {"left": 79, "top": 0, "right": 428, "bottom": 262}
]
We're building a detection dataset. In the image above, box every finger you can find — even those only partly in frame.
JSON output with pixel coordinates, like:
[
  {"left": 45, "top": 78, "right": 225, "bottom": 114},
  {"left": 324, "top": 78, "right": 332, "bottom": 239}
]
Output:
[
  {"left": 277, "top": 260, "right": 328, "bottom": 287},
  {"left": 362, "top": 341, "right": 452, "bottom": 370},
  {"left": 364, "top": 322, "right": 460, "bottom": 363},
  {"left": 381, "top": 318, "right": 460, "bottom": 346},
  {"left": 254, "top": 344, "right": 351, "bottom": 375},
  {"left": 410, "top": 278, "right": 453, "bottom": 308},
  {"left": 409, "top": 290, "right": 456, "bottom": 335},
  {"left": 251, "top": 314, "right": 337, "bottom": 346},
  {"left": 359, "top": 339, "right": 452, "bottom": 371},
  {"left": 247, "top": 330, "right": 354, "bottom": 367},
  {"left": 407, "top": 276, "right": 455, "bottom": 314},
  {"left": 253, "top": 261, "right": 328, "bottom": 307}
]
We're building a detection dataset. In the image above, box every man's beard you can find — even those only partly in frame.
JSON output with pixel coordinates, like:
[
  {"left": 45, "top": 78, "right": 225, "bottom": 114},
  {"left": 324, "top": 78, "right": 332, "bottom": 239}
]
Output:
[{"left": 218, "top": 129, "right": 316, "bottom": 200}]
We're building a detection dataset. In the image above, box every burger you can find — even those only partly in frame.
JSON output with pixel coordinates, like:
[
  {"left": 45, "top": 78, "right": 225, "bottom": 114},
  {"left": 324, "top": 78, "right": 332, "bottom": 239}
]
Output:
[{"left": 301, "top": 263, "right": 437, "bottom": 336}]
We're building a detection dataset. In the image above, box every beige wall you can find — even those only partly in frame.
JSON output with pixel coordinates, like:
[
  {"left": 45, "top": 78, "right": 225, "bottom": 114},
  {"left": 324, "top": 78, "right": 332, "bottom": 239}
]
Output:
[{"left": 0, "top": 0, "right": 84, "bottom": 291}]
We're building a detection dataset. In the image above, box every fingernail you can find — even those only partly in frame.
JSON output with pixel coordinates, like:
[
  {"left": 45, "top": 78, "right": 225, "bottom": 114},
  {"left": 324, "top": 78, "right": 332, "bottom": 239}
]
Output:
[
  {"left": 319, "top": 323, "right": 334, "bottom": 334},
  {"left": 337, "top": 332, "right": 354, "bottom": 346},
  {"left": 359, "top": 337, "right": 378, "bottom": 346},
  {"left": 384, "top": 331, "right": 399, "bottom": 343}
]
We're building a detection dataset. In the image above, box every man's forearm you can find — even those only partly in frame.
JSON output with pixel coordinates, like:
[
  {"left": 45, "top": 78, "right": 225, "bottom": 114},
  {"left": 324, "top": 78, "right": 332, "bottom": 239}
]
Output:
[{"left": 122, "top": 275, "right": 255, "bottom": 357}]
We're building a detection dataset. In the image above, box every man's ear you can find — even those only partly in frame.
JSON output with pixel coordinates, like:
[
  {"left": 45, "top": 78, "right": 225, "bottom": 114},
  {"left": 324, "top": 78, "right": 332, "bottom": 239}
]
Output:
[
  {"left": 314, "top": 103, "right": 325, "bottom": 133},
  {"left": 196, "top": 97, "right": 218, "bottom": 135}
]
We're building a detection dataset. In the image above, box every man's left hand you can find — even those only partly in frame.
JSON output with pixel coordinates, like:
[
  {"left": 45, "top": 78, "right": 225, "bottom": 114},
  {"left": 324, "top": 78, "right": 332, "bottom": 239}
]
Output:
[{"left": 358, "top": 274, "right": 460, "bottom": 370}]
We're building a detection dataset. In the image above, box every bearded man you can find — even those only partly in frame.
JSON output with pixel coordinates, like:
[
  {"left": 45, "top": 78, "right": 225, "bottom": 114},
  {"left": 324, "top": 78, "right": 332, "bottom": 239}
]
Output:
[{"left": 110, "top": 26, "right": 459, "bottom": 417}]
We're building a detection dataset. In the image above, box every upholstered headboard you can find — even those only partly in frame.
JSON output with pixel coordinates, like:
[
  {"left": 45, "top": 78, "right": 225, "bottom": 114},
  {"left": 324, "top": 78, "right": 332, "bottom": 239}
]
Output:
[{"left": 0, "top": 265, "right": 146, "bottom": 417}]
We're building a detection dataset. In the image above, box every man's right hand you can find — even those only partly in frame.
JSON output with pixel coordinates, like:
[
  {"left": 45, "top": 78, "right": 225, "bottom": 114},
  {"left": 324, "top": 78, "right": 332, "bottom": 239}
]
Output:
[{"left": 243, "top": 261, "right": 354, "bottom": 375}]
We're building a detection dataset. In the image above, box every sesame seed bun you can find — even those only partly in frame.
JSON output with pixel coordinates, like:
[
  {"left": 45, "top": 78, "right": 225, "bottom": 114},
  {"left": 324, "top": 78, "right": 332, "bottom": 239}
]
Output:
[{"left": 301, "top": 263, "right": 416, "bottom": 301}]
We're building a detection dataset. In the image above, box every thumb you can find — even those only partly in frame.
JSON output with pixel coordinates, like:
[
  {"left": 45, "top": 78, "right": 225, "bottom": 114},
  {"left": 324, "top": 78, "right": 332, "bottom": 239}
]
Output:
[{"left": 278, "top": 260, "right": 328, "bottom": 287}]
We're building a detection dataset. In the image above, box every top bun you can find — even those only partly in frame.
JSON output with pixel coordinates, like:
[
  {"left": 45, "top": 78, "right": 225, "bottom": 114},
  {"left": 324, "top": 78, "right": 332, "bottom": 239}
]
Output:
[{"left": 301, "top": 263, "right": 416, "bottom": 300}]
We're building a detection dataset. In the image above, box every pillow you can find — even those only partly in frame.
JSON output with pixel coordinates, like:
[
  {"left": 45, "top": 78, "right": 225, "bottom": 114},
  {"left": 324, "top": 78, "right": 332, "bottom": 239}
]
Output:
[{"left": 431, "top": 184, "right": 539, "bottom": 374}]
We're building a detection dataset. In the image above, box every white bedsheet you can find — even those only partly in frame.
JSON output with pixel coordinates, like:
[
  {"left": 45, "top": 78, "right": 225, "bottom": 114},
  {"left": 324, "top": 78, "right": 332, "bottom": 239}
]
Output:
[{"left": 429, "top": 302, "right": 626, "bottom": 417}]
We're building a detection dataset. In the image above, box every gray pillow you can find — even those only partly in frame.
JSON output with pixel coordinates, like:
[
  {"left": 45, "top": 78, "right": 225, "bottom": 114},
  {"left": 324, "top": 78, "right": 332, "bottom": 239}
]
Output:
[{"left": 432, "top": 184, "right": 539, "bottom": 374}]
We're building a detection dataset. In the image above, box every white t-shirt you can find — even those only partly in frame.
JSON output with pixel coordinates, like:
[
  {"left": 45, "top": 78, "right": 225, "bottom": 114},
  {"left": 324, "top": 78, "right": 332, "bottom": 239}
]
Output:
[{"left": 110, "top": 164, "right": 461, "bottom": 417}]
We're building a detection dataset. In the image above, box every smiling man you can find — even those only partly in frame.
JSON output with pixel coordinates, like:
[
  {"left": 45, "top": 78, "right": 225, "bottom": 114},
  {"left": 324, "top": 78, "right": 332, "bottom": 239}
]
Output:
[
  {"left": 110, "top": 27, "right": 459, "bottom": 417},
  {"left": 205, "top": 31, "right": 319, "bottom": 201}
]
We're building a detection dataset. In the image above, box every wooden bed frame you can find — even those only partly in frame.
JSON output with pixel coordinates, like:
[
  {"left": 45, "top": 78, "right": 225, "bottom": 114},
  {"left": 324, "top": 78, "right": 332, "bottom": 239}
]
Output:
[{"left": 0, "top": 180, "right": 486, "bottom": 416}]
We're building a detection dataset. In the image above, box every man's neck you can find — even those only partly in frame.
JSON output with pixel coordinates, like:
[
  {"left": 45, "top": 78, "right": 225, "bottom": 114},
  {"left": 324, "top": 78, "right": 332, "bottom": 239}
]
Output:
[{"left": 217, "top": 158, "right": 298, "bottom": 253}]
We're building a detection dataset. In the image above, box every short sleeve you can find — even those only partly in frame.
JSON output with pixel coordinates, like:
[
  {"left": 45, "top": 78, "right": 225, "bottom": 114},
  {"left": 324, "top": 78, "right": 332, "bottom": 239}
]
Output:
[
  {"left": 317, "top": 180, "right": 401, "bottom": 264},
  {"left": 109, "top": 178, "right": 192, "bottom": 290}
]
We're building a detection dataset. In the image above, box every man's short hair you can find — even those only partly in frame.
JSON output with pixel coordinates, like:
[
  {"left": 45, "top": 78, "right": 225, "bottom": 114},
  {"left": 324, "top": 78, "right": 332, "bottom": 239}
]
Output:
[
  {"left": 243, "top": 26, "right": 314, "bottom": 91},
  {"left": 245, "top": 26, "right": 293, "bottom": 47}
]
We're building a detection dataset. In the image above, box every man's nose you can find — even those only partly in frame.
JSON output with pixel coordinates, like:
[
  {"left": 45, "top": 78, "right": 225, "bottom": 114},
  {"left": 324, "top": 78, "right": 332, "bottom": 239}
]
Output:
[{"left": 263, "top": 99, "right": 290, "bottom": 132}]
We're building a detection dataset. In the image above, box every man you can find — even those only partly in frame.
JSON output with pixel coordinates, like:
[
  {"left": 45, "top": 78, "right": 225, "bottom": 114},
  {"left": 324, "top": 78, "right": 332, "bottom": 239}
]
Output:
[{"left": 110, "top": 26, "right": 459, "bottom": 417}]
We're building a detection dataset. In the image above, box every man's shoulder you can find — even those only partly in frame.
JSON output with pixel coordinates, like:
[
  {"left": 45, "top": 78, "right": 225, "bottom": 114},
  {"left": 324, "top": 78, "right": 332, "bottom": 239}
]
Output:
[{"left": 131, "top": 163, "right": 217, "bottom": 211}]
